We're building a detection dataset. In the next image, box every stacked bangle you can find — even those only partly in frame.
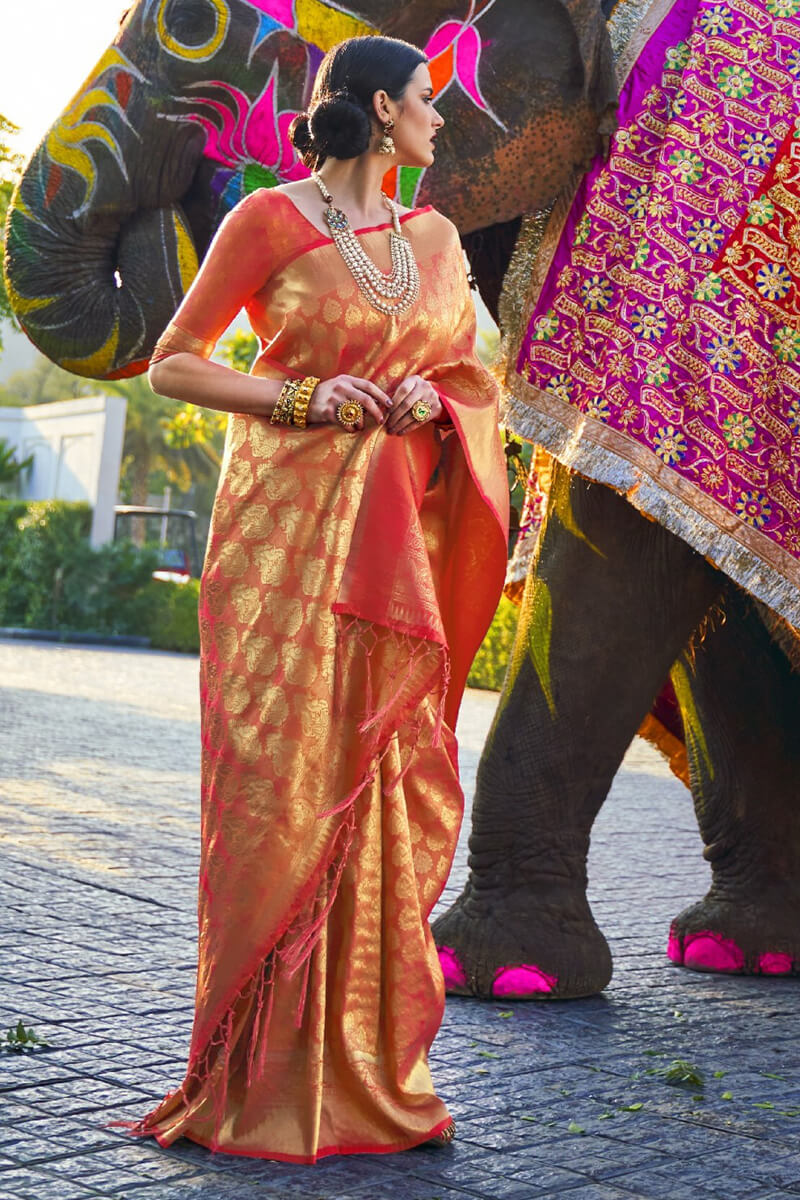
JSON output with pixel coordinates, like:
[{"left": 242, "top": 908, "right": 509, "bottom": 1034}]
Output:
[{"left": 270, "top": 376, "right": 320, "bottom": 428}]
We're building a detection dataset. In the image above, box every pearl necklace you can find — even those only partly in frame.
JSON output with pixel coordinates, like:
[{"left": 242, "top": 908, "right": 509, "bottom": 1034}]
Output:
[{"left": 312, "top": 171, "right": 420, "bottom": 317}]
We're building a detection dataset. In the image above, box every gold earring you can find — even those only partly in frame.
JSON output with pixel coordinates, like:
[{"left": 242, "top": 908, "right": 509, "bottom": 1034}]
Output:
[{"left": 378, "top": 118, "right": 395, "bottom": 155}]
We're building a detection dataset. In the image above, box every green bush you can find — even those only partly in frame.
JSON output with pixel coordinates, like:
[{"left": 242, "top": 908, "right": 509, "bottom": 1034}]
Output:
[
  {"left": 0, "top": 500, "right": 158, "bottom": 634},
  {"left": 140, "top": 577, "right": 200, "bottom": 653},
  {"left": 467, "top": 594, "right": 520, "bottom": 692}
]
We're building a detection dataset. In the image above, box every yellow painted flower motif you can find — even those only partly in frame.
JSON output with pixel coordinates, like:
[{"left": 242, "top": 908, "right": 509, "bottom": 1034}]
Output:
[
  {"left": 747, "top": 196, "right": 775, "bottom": 226},
  {"left": 736, "top": 300, "right": 759, "bottom": 326},
  {"left": 645, "top": 356, "right": 672, "bottom": 385},
  {"left": 670, "top": 92, "right": 689, "bottom": 116},
  {"left": 581, "top": 275, "right": 614, "bottom": 311},
  {"left": 665, "top": 41, "right": 690, "bottom": 69},
  {"left": 648, "top": 194, "right": 672, "bottom": 218},
  {"left": 575, "top": 214, "right": 592, "bottom": 245},
  {"left": 664, "top": 265, "right": 689, "bottom": 291},
  {"left": 722, "top": 411, "right": 756, "bottom": 450},
  {"left": 736, "top": 491, "right": 771, "bottom": 528},
  {"left": 685, "top": 385, "right": 709, "bottom": 411},
  {"left": 773, "top": 327, "right": 800, "bottom": 362},
  {"left": 717, "top": 65, "right": 754, "bottom": 98},
  {"left": 756, "top": 263, "right": 792, "bottom": 302},
  {"left": 699, "top": 4, "right": 734, "bottom": 33},
  {"left": 766, "top": 0, "right": 799, "bottom": 15},
  {"left": 770, "top": 93, "right": 793, "bottom": 115},
  {"left": 739, "top": 132, "right": 777, "bottom": 167},
  {"left": 618, "top": 401, "right": 640, "bottom": 427},
  {"left": 614, "top": 127, "right": 641, "bottom": 153},
  {"left": 694, "top": 273, "right": 722, "bottom": 302},
  {"left": 698, "top": 112, "right": 725, "bottom": 136},
  {"left": 719, "top": 178, "right": 742, "bottom": 202},
  {"left": 632, "top": 304, "right": 668, "bottom": 340},
  {"left": 608, "top": 351, "right": 636, "bottom": 380},
  {"left": 754, "top": 373, "right": 778, "bottom": 400},
  {"left": 533, "top": 310, "right": 560, "bottom": 341},
  {"left": 587, "top": 396, "right": 611, "bottom": 421},
  {"left": 770, "top": 448, "right": 791, "bottom": 474},
  {"left": 625, "top": 185, "right": 650, "bottom": 219},
  {"left": 547, "top": 373, "right": 574, "bottom": 402},
  {"left": 643, "top": 86, "right": 663, "bottom": 107},
  {"left": 668, "top": 148, "right": 704, "bottom": 183},
  {"left": 701, "top": 464, "right": 725, "bottom": 490},
  {"left": 688, "top": 218, "right": 725, "bottom": 255},
  {"left": 707, "top": 335, "right": 742, "bottom": 374},
  {"left": 632, "top": 237, "right": 651, "bottom": 269},
  {"left": 747, "top": 31, "right": 770, "bottom": 52},
  {"left": 605, "top": 232, "right": 630, "bottom": 257},
  {"left": 654, "top": 425, "right": 688, "bottom": 464}
]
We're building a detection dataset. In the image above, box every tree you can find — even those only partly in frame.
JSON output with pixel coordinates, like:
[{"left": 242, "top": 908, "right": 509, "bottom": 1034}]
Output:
[
  {"left": 0, "top": 354, "right": 95, "bottom": 407},
  {"left": 0, "top": 436, "right": 33, "bottom": 497},
  {"left": 0, "top": 113, "right": 24, "bottom": 354}
]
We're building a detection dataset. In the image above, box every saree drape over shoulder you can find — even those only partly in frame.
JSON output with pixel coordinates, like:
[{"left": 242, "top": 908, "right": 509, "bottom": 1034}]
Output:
[{"left": 128, "top": 189, "right": 508, "bottom": 1162}]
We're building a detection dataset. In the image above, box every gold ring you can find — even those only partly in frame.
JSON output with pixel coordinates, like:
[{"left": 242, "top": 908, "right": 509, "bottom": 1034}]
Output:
[
  {"left": 336, "top": 400, "right": 364, "bottom": 429},
  {"left": 411, "top": 400, "right": 431, "bottom": 423}
]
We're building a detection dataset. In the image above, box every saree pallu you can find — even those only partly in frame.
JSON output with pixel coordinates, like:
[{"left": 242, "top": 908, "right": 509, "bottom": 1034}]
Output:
[
  {"left": 503, "top": 0, "right": 800, "bottom": 627},
  {"left": 124, "top": 193, "right": 508, "bottom": 1161}
]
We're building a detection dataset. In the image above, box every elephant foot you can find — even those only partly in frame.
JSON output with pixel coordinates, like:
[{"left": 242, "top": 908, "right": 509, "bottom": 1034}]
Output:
[
  {"left": 668, "top": 895, "right": 800, "bottom": 976},
  {"left": 433, "top": 888, "right": 612, "bottom": 1000}
]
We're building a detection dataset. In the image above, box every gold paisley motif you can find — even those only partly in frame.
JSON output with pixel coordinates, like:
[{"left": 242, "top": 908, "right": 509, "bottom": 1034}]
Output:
[
  {"left": 204, "top": 577, "right": 228, "bottom": 617},
  {"left": 271, "top": 598, "right": 304, "bottom": 637},
  {"left": 249, "top": 421, "right": 279, "bottom": 460},
  {"left": 228, "top": 720, "right": 261, "bottom": 765},
  {"left": 218, "top": 542, "right": 249, "bottom": 578},
  {"left": 301, "top": 559, "right": 327, "bottom": 598},
  {"left": 230, "top": 583, "right": 261, "bottom": 624},
  {"left": 252, "top": 544, "right": 288, "bottom": 586},
  {"left": 276, "top": 508, "right": 317, "bottom": 543},
  {"left": 241, "top": 632, "right": 278, "bottom": 675},
  {"left": 239, "top": 504, "right": 274, "bottom": 539},
  {"left": 300, "top": 698, "right": 330, "bottom": 740},
  {"left": 259, "top": 467, "right": 303, "bottom": 504},
  {"left": 281, "top": 642, "right": 318, "bottom": 687},
  {"left": 228, "top": 417, "right": 248, "bottom": 454},
  {"left": 259, "top": 685, "right": 289, "bottom": 726},
  {"left": 227, "top": 458, "right": 254, "bottom": 498},
  {"left": 222, "top": 672, "right": 250, "bottom": 715},
  {"left": 215, "top": 626, "right": 239, "bottom": 664}
]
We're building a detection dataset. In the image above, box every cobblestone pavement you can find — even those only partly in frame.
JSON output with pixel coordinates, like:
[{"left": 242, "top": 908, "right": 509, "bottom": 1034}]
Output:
[{"left": 2, "top": 638, "right": 800, "bottom": 1200}]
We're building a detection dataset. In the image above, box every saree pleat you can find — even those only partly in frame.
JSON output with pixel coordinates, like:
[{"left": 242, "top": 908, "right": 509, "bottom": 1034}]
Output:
[{"left": 126, "top": 189, "right": 508, "bottom": 1162}]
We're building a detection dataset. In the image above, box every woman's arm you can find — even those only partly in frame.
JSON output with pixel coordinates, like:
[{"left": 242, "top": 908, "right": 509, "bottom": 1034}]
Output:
[{"left": 147, "top": 189, "right": 390, "bottom": 426}]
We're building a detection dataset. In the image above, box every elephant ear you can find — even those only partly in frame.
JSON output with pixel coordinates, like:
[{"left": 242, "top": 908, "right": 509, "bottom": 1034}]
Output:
[{"left": 375, "top": 0, "right": 618, "bottom": 232}]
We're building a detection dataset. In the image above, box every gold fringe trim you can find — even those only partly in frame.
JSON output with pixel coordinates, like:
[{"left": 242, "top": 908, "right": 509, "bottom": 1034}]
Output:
[{"left": 503, "top": 377, "right": 800, "bottom": 627}]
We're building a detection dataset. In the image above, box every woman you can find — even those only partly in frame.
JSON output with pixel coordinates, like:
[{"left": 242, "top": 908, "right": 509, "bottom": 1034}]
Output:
[{"left": 127, "top": 35, "right": 508, "bottom": 1162}]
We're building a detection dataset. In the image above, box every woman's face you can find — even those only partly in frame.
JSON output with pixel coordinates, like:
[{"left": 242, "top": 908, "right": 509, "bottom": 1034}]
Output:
[{"left": 385, "top": 63, "right": 444, "bottom": 170}]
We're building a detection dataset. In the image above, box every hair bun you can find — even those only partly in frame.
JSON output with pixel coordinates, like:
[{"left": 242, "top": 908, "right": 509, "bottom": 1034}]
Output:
[
  {"left": 308, "top": 93, "right": 371, "bottom": 161},
  {"left": 288, "top": 112, "right": 313, "bottom": 155}
]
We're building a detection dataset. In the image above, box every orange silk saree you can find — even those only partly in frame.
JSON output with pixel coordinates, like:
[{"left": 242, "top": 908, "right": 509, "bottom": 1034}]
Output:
[{"left": 128, "top": 188, "right": 508, "bottom": 1162}]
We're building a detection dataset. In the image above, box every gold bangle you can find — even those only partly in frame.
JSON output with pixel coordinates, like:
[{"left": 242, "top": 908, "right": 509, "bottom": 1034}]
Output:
[
  {"left": 271, "top": 378, "right": 300, "bottom": 425},
  {"left": 291, "top": 376, "right": 320, "bottom": 429}
]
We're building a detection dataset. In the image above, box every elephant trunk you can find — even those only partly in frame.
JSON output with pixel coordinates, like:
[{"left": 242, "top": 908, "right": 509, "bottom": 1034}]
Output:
[{"left": 3, "top": 42, "right": 206, "bottom": 380}]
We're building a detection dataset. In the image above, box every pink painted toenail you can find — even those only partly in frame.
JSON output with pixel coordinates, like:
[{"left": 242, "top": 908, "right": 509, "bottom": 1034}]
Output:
[
  {"left": 758, "top": 952, "right": 793, "bottom": 975},
  {"left": 667, "top": 931, "right": 683, "bottom": 964},
  {"left": 682, "top": 931, "right": 744, "bottom": 972},
  {"left": 438, "top": 946, "right": 467, "bottom": 988},
  {"left": 492, "top": 964, "right": 558, "bottom": 997}
]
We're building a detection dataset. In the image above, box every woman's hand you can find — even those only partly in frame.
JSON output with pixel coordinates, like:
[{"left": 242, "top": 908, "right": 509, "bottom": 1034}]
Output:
[
  {"left": 307, "top": 375, "right": 392, "bottom": 429},
  {"left": 385, "top": 376, "right": 443, "bottom": 435}
]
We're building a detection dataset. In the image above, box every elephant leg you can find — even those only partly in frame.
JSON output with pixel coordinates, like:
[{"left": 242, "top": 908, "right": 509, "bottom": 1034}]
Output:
[
  {"left": 434, "top": 465, "right": 721, "bottom": 999},
  {"left": 668, "top": 582, "right": 800, "bottom": 975}
]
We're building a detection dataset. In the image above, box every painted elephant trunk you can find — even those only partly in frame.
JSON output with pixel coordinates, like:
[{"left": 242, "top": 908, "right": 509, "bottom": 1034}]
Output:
[{"left": 4, "top": 38, "right": 206, "bottom": 380}]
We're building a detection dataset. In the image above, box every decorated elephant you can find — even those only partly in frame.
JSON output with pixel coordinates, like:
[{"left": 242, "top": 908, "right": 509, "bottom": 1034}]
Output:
[
  {"left": 433, "top": 0, "right": 800, "bottom": 997},
  {"left": 6, "top": 0, "right": 800, "bottom": 1004},
  {"left": 2, "top": 0, "right": 615, "bottom": 377}
]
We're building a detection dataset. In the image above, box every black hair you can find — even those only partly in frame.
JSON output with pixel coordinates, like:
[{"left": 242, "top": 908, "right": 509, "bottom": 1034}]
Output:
[{"left": 288, "top": 36, "right": 427, "bottom": 168}]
